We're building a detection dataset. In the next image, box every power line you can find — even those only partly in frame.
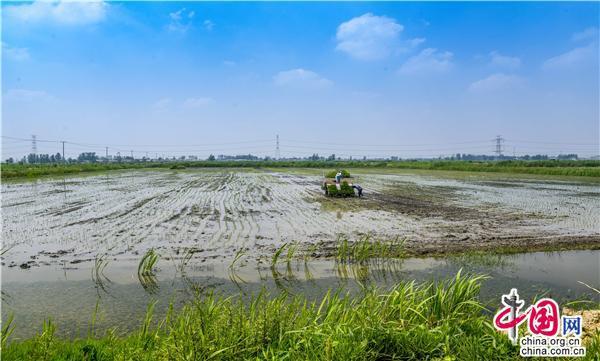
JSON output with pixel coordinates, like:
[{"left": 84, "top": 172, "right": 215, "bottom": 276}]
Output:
[{"left": 2, "top": 134, "right": 599, "bottom": 160}]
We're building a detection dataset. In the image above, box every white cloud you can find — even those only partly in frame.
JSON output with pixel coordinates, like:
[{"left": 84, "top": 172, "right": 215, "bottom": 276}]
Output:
[
  {"left": 273, "top": 69, "right": 333, "bottom": 89},
  {"left": 489, "top": 51, "right": 521, "bottom": 70},
  {"left": 335, "top": 13, "right": 404, "bottom": 60},
  {"left": 542, "top": 43, "right": 597, "bottom": 70},
  {"left": 398, "top": 48, "right": 453, "bottom": 75},
  {"left": 572, "top": 27, "right": 598, "bottom": 42},
  {"left": 407, "top": 38, "right": 426, "bottom": 48},
  {"left": 469, "top": 73, "right": 523, "bottom": 92},
  {"left": 152, "top": 97, "right": 172, "bottom": 110},
  {"left": 5, "top": 0, "right": 107, "bottom": 26},
  {"left": 4, "top": 89, "right": 55, "bottom": 102},
  {"left": 223, "top": 60, "right": 236, "bottom": 66},
  {"left": 203, "top": 20, "right": 215, "bottom": 31},
  {"left": 183, "top": 97, "right": 214, "bottom": 108},
  {"left": 167, "top": 8, "right": 195, "bottom": 33},
  {"left": 2, "top": 43, "right": 30, "bottom": 61}
]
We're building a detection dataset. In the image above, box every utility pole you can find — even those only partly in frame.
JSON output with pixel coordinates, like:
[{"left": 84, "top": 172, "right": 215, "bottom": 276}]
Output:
[
  {"left": 131, "top": 150, "right": 134, "bottom": 159},
  {"left": 276, "top": 134, "right": 280, "bottom": 160},
  {"left": 106, "top": 146, "right": 109, "bottom": 160},
  {"left": 494, "top": 135, "right": 504, "bottom": 159},
  {"left": 61, "top": 141, "right": 65, "bottom": 163}
]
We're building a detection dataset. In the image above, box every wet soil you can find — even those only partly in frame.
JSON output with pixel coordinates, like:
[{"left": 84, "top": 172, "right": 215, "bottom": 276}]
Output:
[{"left": 1, "top": 168, "right": 599, "bottom": 268}]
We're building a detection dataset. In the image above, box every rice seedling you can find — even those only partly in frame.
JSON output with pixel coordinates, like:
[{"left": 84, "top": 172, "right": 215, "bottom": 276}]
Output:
[
  {"left": 177, "top": 248, "right": 195, "bottom": 275},
  {"left": 3, "top": 272, "right": 548, "bottom": 360},
  {"left": 138, "top": 249, "right": 160, "bottom": 276},
  {"left": 335, "top": 237, "right": 406, "bottom": 264},
  {"left": 285, "top": 242, "right": 298, "bottom": 277},
  {"left": 91, "top": 254, "right": 111, "bottom": 295},
  {"left": 446, "top": 251, "right": 514, "bottom": 269},
  {"left": 137, "top": 249, "right": 160, "bottom": 294},
  {"left": 271, "top": 243, "right": 287, "bottom": 269},
  {"left": 228, "top": 248, "right": 247, "bottom": 290},
  {"left": 229, "top": 248, "right": 246, "bottom": 270}
]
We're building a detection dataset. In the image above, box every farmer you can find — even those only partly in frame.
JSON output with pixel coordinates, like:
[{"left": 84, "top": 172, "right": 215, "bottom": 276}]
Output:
[
  {"left": 335, "top": 171, "right": 342, "bottom": 184},
  {"left": 352, "top": 184, "right": 363, "bottom": 197}
]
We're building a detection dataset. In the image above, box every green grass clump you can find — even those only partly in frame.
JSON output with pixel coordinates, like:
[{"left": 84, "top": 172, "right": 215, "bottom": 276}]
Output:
[
  {"left": 4, "top": 272, "right": 564, "bottom": 360},
  {"left": 336, "top": 237, "right": 405, "bottom": 263}
]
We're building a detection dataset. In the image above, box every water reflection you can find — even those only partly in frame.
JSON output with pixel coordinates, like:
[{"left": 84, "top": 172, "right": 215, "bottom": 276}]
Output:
[{"left": 2, "top": 250, "right": 598, "bottom": 340}]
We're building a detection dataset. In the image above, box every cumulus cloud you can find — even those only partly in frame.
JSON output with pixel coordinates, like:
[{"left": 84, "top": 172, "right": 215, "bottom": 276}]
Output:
[
  {"left": 2, "top": 43, "right": 30, "bottom": 61},
  {"left": 335, "top": 13, "right": 404, "bottom": 60},
  {"left": 183, "top": 97, "right": 214, "bottom": 108},
  {"left": 489, "top": 51, "right": 521, "bottom": 70},
  {"left": 542, "top": 43, "right": 597, "bottom": 70},
  {"left": 398, "top": 48, "right": 453, "bottom": 75},
  {"left": 167, "top": 8, "right": 195, "bottom": 33},
  {"left": 572, "top": 27, "right": 598, "bottom": 42},
  {"left": 468, "top": 73, "right": 523, "bottom": 92},
  {"left": 203, "top": 20, "right": 215, "bottom": 31},
  {"left": 273, "top": 69, "right": 333, "bottom": 89},
  {"left": 5, "top": 0, "right": 107, "bottom": 26}
]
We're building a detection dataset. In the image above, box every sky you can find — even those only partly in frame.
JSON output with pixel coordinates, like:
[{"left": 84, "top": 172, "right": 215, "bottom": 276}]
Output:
[{"left": 2, "top": 1, "right": 599, "bottom": 160}]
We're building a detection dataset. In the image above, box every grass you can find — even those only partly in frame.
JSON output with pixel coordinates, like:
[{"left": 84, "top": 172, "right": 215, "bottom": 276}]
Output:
[
  {"left": 2, "top": 159, "right": 599, "bottom": 180},
  {"left": 335, "top": 237, "right": 406, "bottom": 264},
  {"left": 4, "top": 272, "right": 598, "bottom": 360},
  {"left": 0, "top": 272, "right": 518, "bottom": 360}
]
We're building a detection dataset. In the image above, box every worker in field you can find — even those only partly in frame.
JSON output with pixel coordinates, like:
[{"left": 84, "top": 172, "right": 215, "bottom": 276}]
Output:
[
  {"left": 335, "top": 171, "right": 342, "bottom": 183},
  {"left": 353, "top": 184, "right": 363, "bottom": 197}
]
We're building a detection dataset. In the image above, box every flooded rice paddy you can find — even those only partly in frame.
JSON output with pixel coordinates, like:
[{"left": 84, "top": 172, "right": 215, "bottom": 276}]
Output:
[{"left": 2, "top": 168, "right": 599, "bottom": 339}]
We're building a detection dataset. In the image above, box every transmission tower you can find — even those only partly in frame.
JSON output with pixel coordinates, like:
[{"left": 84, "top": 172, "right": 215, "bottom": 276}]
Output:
[
  {"left": 31, "top": 134, "right": 37, "bottom": 155},
  {"left": 494, "top": 135, "right": 504, "bottom": 159},
  {"left": 276, "top": 134, "right": 280, "bottom": 160}
]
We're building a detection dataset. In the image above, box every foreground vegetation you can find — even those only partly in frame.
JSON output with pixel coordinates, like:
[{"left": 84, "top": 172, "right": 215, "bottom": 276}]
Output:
[
  {"left": 3, "top": 243, "right": 600, "bottom": 359},
  {"left": 2, "top": 159, "right": 600, "bottom": 179},
  {"left": 3, "top": 272, "right": 599, "bottom": 360}
]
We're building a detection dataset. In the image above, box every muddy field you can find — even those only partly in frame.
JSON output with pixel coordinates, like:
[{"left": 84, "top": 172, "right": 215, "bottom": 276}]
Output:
[{"left": 2, "top": 168, "right": 599, "bottom": 268}]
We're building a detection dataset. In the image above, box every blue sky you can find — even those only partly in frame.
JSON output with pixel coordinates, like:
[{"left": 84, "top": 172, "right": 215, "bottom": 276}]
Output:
[{"left": 2, "top": 1, "right": 599, "bottom": 159}]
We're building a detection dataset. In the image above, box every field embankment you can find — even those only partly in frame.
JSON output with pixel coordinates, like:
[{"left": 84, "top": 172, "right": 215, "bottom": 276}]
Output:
[{"left": 2, "top": 159, "right": 600, "bottom": 180}]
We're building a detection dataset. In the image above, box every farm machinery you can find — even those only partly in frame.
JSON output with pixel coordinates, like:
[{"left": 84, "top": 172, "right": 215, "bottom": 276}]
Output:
[{"left": 321, "top": 170, "right": 363, "bottom": 197}]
